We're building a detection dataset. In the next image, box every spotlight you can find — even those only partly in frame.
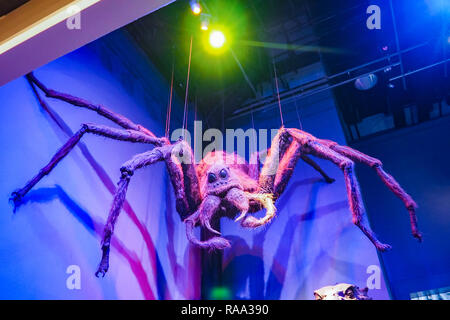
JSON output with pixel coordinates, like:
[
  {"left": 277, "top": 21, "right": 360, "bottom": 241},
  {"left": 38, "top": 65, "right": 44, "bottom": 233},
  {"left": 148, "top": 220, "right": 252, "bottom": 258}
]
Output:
[
  {"left": 200, "top": 14, "right": 210, "bottom": 31},
  {"left": 209, "top": 30, "right": 225, "bottom": 48},
  {"left": 190, "top": 1, "right": 201, "bottom": 15}
]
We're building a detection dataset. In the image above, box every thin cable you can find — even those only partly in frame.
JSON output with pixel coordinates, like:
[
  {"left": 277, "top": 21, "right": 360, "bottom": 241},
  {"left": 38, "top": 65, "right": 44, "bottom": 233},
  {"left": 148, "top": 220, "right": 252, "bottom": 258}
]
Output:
[
  {"left": 194, "top": 94, "right": 197, "bottom": 163},
  {"left": 165, "top": 61, "right": 174, "bottom": 138},
  {"left": 273, "top": 59, "right": 284, "bottom": 127},
  {"left": 182, "top": 35, "right": 193, "bottom": 139},
  {"left": 184, "top": 101, "right": 189, "bottom": 134},
  {"left": 293, "top": 99, "right": 303, "bottom": 130},
  {"left": 250, "top": 109, "right": 258, "bottom": 154}
]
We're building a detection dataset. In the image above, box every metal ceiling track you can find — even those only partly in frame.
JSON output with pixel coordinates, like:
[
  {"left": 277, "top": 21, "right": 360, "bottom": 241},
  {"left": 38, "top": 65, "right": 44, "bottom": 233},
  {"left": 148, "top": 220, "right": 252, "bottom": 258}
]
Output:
[{"left": 227, "top": 41, "right": 436, "bottom": 121}]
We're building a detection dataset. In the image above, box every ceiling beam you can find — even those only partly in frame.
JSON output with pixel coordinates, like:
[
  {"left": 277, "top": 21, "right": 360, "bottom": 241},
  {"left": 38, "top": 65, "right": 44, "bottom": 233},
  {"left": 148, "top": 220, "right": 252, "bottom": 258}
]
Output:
[
  {"left": 0, "top": 0, "right": 75, "bottom": 52},
  {"left": 0, "top": 0, "right": 174, "bottom": 86}
]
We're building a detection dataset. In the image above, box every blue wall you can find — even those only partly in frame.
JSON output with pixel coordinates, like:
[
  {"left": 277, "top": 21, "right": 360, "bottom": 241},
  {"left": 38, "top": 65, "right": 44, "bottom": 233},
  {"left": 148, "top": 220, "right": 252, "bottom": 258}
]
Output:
[
  {"left": 351, "top": 116, "right": 450, "bottom": 299},
  {"left": 219, "top": 63, "right": 390, "bottom": 300},
  {"left": 0, "top": 30, "right": 201, "bottom": 299}
]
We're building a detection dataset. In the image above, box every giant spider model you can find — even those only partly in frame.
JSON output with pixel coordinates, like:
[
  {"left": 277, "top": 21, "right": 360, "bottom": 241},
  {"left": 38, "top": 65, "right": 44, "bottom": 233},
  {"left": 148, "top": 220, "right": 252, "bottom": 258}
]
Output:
[{"left": 10, "top": 73, "right": 422, "bottom": 277}]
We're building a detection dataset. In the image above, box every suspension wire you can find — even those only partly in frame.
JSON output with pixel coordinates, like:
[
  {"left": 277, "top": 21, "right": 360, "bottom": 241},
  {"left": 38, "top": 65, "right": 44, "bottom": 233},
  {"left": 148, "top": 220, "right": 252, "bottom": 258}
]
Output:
[
  {"left": 165, "top": 60, "right": 174, "bottom": 138},
  {"left": 293, "top": 99, "right": 303, "bottom": 130},
  {"left": 184, "top": 99, "right": 189, "bottom": 134},
  {"left": 182, "top": 35, "right": 193, "bottom": 139},
  {"left": 250, "top": 109, "right": 258, "bottom": 156},
  {"left": 194, "top": 93, "right": 198, "bottom": 163},
  {"left": 222, "top": 98, "right": 225, "bottom": 132},
  {"left": 272, "top": 59, "right": 284, "bottom": 127}
]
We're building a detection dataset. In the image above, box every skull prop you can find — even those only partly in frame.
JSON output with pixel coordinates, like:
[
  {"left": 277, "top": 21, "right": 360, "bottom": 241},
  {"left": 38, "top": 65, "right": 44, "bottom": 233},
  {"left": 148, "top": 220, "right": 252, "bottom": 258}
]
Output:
[{"left": 314, "top": 283, "right": 371, "bottom": 300}]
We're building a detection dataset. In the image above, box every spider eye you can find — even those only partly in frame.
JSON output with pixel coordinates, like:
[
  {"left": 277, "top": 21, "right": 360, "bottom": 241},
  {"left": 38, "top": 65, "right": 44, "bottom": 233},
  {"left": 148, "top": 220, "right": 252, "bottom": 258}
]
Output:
[
  {"left": 219, "top": 169, "right": 228, "bottom": 179},
  {"left": 208, "top": 173, "right": 217, "bottom": 183}
]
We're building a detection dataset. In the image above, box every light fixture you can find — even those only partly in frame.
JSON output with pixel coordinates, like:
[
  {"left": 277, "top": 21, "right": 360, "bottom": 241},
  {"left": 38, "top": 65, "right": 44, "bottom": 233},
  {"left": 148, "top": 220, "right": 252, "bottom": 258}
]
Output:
[
  {"left": 354, "top": 73, "right": 378, "bottom": 90},
  {"left": 190, "top": 1, "right": 201, "bottom": 15},
  {"left": 209, "top": 30, "right": 225, "bottom": 48},
  {"left": 201, "top": 21, "right": 209, "bottom": 31},
  {"left": 0, "top": 0, "right": 101, "bottom": 55},
  {"left": 200, "top": 14, "right": 210, "bottom": 31}
]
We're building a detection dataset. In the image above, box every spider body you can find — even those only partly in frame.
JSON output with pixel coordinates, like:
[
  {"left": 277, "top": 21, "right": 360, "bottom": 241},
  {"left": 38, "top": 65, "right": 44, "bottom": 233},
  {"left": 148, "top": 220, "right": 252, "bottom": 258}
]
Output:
[{"left": 11, "top": 73, "right": 422, "bottom": 278}]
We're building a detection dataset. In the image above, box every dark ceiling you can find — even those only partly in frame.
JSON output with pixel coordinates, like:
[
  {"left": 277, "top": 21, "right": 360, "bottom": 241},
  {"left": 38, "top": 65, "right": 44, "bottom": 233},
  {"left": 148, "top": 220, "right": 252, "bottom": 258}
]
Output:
[
  {"left": 126, "top": 0, "right": 320, "bottom": 123},
  {"left": 126, "top": 0, "right": 449, "bottom": 136}
]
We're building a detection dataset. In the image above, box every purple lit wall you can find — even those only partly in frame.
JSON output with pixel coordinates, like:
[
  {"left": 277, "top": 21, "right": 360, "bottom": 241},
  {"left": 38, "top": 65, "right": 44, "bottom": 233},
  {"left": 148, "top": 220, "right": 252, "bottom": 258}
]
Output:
[
  {"left": 219, "top": 63, "right": 390, "bottom": 300},
  {"left": 0, "top": 30, "right": 201, "bottom": 299}
]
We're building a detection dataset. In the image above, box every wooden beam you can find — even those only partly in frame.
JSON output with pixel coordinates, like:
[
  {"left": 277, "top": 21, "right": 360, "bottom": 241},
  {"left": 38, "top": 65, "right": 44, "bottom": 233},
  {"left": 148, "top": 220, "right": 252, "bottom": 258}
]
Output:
[
  {"left": 0, "top": 0, "right": 75, "bottom": 46},
  {"left": 0, "top": 0, "right": 174, "bottom": 86}
]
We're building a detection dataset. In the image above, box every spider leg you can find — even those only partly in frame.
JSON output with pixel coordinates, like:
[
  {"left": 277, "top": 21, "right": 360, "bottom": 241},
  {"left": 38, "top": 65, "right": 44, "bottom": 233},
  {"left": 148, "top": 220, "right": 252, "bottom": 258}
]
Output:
[
  {"left": 302, "top": 139, "right": 391, "bottom": 251},
  {"left": 164, "top": 156, "right": 190, "bottom": 220},
  {"left": 162, "top": 140, "right": 201, "bottom": 220},
  {"left": 273, "top": 140, "right": 303, "bottom": 199},
  {"left": 271, "top": 140, "right": 335, "bottom": 199},
  {"left": 27, "top": 73, "right": 156, "bottom": 137},
  {"left": 330, "top": 144, "right": 421, "bottom": 241},
  {"left": 248, "top": 150, "right": 261, "bottom": 180},
  {"left": 242, "top": 141, "right": 307, "bottom": 227},
  {"left": 175, "top": 140, "right": 202, "bottom": 214},
  {"left": 258, "top": 127, "right": 292, "bottom": 194},
  {"left": 96, "top": 146, "right": 170, "bottom": 277},
  {"left": 259, "top": 128, "right": 334, "bottom": 197},
  {"left": 300, "top": 155, "right": 336, "bottom": 184},
  {"left": 184, "top": 195, "right": 231, "bottom": 251},
  {"left": 9, "top": 123, "right": 163, "bottom": 211},
  {"left": 246, "top": 129, "right": 334, "bottom": 226}
]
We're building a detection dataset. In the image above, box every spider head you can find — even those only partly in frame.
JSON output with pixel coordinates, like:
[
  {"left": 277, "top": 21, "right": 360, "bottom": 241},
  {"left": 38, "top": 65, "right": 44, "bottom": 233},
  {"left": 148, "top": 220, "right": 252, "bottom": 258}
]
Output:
[{"left": 204, "top": 164, "right": 241, "bottom": 196}]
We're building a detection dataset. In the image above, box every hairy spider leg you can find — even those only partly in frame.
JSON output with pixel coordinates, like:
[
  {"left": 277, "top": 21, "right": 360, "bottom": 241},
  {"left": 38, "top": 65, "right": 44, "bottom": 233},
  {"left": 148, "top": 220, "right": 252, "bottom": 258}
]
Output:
[
  {"left": 97, "top": 141, "right": 204, "bottom": 276},
  {"left": 300, "top": 154, "right": 336, "bottom": 184},
  {"left": 25, "top": 73, "right": 201, "bottom": 222},
  {"left": 330, "top": 145, "right": 421, "bottom": 241},
  {"left": 241, "top": 128, "right": 335, "bottom": 228},
  {"left": 96, "top": 146, "right": 172, "bottom": 277},
  {"left": 184, "top": 195, "right": 231, "bottom": 251},
  {"left": 259, "top": 128, "right": 335, "bottom": 196},
  {"left": 27, "top": 72, "right": 157, "bottom": 137},
  {"left": 10, "top": 123, "right": 161, "bottom": 210},
  {"left": 289, "top": 131, "right": 392, "bottom": 251},
  {"left": 258, "top": 128, "right": 295, "bottom": 194}
]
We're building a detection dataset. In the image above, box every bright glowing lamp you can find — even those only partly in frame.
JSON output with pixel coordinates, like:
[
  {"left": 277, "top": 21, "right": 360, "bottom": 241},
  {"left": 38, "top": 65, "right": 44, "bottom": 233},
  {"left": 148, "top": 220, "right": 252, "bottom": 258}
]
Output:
[
  {"left": 201, "top": 19, "right": 209, "bottom": 31},
  {"left": 190, "top": 1, "right": 201, "bottom": 15},
  {"left": 200, "top": 13, "right": 210, "bottom": 31},
  {"left": 209, "top": 30, "right": 225, "bottom": 48}
]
